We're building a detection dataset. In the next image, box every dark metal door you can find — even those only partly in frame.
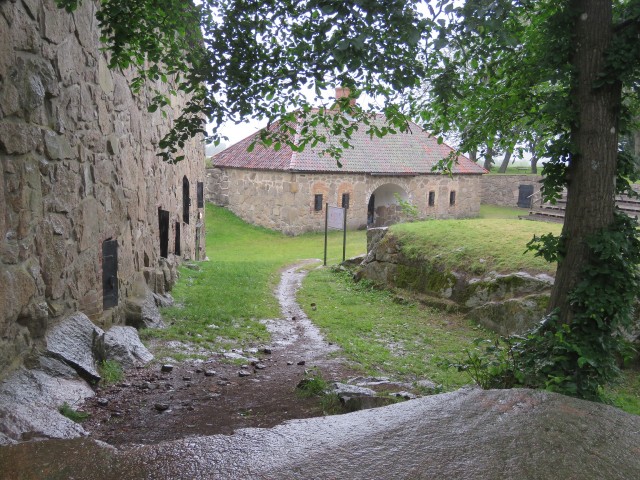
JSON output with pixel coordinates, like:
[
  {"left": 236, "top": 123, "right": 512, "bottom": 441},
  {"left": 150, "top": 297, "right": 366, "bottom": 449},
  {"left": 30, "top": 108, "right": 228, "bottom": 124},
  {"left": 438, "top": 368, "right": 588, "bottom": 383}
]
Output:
[
  {"left": 174, "top": 221, "right": 181, "bottom": 256},
  {"left": 183, "top": 176, "right": 190, "bottom": 224},
  {"left": 102, "top": 238, "right": 118, "bottom": 309},
  {"left": 197, "top": 181, "right": 204, "bottom": 208},
  {"left": 517, "top": 184, "right": 534, "bottom": 208},
  {"left": 159, "top": 209, "right": 169, "bottom": 258}
]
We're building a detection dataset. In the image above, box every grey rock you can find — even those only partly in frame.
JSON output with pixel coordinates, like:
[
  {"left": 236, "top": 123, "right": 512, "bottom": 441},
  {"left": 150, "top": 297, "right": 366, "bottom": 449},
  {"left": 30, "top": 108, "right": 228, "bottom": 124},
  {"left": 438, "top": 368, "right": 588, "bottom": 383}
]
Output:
[
  {"left": 238, "top": 371, "right": 251, "bottom": 377},
  {"left": 204, "top": 370, "right": 216, "bottom": 377},
  {"left": 37, "top": 356, "right": 80, "bottom": 380},
  {"left": 297, "top": 360, "right": 306, "bottom": 366},
  {"left": 332, "top": 382, "right": 376, "bottom": 397},
  {"left": 124, "top": 290, "right": 165, "bottom": 329},
  {"left": 254, "top": 363, "right": 267, "bottom": 370},
  {"left": 101, "top": 326, "right": 153, "bottom": 370},
  {"left": 161, "top": 364, "right": 174, "bottom": 373},
  {"left": 96, "top": 398, "right": 109, "bottom": 407},
  {"left": 45, "top": 313, "right": 104, "bottom": 381},
  {"left": 262, "top": 347, "right": 272, "bottom": 354},
  {"left": 391, "top": 391, "right": 417, "bottom": 400},
  {"left": 223, "top": 352, "right": 248, "bottom": 361},
  {"left": 4, "top": 389, "right": 640, "bottom": 479},
  {"left": 340, "top": 395, "right": 397, "bottom": 412},
  {"left": 44, "top": 130, "right": 74, "bottom": 160},
  {"left": 154, "top": 403, "right": 170, "bottom": 412},
  {"left": 415, "top": 379, "right": 438, "bottom": 392},
  {"left": 0, "top": 367, "right": 94, "bottom": 444},
  {"left": 468, "top": 294, "right": 549, "bottom": 336},
  {"left": 153, "top": 292, "right": 174, "bottom": 308}
]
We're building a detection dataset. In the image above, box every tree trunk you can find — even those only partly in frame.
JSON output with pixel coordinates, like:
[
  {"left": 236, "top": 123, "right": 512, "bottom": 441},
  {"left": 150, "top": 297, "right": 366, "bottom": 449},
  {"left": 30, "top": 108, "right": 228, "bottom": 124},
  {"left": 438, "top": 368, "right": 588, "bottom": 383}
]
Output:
[
  {"left": 468, "top": 148, "right": 477, "bottom": 163},
  {"left": 483, "top": 145, "right": 494, "bottom": 171},
  {"left": 530, "top": 154, "right": 538, "bottom": 174},
  {"left": 497, "top": 149, "right": 513, "bottom": 173},
  {"left": 548, "top": 0, "right": 621, "bottom": 323}
]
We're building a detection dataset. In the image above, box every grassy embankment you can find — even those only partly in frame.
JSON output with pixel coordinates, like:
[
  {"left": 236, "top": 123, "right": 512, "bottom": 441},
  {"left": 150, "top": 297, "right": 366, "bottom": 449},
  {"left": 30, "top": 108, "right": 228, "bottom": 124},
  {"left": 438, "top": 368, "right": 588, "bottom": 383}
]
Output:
[{"left": 299, "top": 205, "right": 560, "bottom": 390}]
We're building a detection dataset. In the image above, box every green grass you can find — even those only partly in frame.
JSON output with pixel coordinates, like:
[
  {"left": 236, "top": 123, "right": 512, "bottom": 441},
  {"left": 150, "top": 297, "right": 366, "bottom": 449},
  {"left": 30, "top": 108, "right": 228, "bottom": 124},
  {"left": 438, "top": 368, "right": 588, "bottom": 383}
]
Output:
[
  {"left": 298, "top": 268, "right": 487, "bottom": 389},
  {"left": 607, "top": 366, "right": 640, "bottom": 415},
  {"left": 142, "top": 205, "right": 366, "bottom": 350},
  {"left": 59, "top": 403, "right": 90, "bottom": 423},
  {"left": 391, "top": 217, "right": 561, "bottom": 275},
  {"left": 479, "top": 204, "right": 530, "bottom": 219},
  {"left": 98, "top": 360, "right": 124, "bottom": 385}
]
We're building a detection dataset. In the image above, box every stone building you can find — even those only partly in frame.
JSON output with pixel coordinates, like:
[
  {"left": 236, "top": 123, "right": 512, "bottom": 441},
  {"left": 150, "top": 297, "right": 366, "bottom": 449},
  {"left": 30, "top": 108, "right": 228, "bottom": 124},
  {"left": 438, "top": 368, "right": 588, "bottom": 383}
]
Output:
[
  {"left": 0, "top": 0, "right": 205, "bottom": 377},
  {"left": 208, "top": 112, "right": 485, "bottom": 235}
]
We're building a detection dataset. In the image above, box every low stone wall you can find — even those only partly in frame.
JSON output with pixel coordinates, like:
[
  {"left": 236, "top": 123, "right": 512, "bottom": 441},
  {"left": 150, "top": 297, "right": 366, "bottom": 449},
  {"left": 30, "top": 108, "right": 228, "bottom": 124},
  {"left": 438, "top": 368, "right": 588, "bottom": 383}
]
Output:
[
  {"left": 207, "top": 167, "right": 482, "bottom": 235},
  {"left": 357, "top": 228, "right": 553, "bottom": 335},
  {"left": 481, "top": 174, "right": 543, "bottom": 207}
]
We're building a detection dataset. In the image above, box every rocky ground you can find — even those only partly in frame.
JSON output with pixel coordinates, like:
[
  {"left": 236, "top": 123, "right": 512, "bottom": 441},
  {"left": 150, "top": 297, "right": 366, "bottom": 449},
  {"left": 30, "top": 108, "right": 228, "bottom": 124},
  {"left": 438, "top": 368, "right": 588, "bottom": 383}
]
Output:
[{"left": 82, "top": 261, "right": 422, "bottom": 446}]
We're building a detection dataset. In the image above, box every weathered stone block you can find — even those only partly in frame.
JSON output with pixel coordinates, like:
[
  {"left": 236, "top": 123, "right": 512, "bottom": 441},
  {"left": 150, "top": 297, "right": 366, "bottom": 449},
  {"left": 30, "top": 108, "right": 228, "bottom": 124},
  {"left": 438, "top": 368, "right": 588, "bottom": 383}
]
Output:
[
  {"left": 45, "top": 312, "right": 104, "bottom": 381},
  {"left": 100, "top": 326, "right": 153, "bottom": 369}
]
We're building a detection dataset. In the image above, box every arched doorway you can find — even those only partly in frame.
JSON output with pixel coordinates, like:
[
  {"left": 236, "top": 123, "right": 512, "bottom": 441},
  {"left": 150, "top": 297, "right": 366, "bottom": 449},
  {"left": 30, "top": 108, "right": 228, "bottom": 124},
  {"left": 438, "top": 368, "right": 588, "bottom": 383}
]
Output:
[{"left": 367, "top": 183, "right": 409, "bottom": 227}]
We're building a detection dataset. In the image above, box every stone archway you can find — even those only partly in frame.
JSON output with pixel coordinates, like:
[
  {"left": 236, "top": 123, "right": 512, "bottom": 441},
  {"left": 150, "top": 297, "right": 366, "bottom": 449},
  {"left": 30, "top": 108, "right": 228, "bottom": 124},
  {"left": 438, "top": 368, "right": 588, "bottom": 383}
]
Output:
[{"left": 367, "top": 183, "right": 409, "bottom": 227}]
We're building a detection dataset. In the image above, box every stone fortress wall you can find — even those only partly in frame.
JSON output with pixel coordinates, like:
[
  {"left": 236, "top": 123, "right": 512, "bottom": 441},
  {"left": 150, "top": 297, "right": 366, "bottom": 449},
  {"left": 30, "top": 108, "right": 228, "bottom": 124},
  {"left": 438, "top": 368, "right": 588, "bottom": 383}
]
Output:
[
  {"left": 207, "top": 167, "right": 481, "bottom": 235},
  {"left": 481, "top": 174, "right": 543, "bottom": 207},
  {"left": 0, "top": 0, "right": 205, "bottom": 377}
]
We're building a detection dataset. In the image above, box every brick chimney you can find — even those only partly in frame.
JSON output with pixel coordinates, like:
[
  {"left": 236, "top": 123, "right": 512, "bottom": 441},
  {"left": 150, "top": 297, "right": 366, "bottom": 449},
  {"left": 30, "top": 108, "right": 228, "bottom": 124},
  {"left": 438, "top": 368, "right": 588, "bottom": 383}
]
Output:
[{"left": 335, "top": 87, "right": 357, "bottom": 106}]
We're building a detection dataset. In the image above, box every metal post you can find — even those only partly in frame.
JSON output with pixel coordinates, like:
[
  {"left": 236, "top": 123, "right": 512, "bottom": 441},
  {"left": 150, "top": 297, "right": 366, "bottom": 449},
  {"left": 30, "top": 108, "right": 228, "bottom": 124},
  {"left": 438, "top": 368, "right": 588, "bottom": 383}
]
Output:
[
  {"left": 324, "top": 203, "right": 328, "bottom": 266},
  {"left": 342, "top": 207, "right": 347, "bottom": 262},
  {"left": 195, "top": 221, "right": 202, "bottom": 261}
]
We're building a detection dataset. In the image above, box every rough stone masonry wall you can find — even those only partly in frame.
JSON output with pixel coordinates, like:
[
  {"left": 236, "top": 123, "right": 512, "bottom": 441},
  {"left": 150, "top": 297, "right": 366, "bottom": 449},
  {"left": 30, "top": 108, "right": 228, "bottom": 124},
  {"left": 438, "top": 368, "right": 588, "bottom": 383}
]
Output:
[
  {"left": 0, "top": 0, "right": 205, "bottom": 376},
  {"left": 207, "top": 167, "right": 481, "bottom": 235},
  {"left": 481, "top": 174, "right": 543, "bottom": 207}
]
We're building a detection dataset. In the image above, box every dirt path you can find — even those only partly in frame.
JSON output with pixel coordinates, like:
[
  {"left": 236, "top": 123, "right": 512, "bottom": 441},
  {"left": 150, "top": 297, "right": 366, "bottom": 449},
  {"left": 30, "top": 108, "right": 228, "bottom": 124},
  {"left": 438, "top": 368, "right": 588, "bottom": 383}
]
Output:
[{"left": 83, "top": 261, "right": 358, "bottom": 445}]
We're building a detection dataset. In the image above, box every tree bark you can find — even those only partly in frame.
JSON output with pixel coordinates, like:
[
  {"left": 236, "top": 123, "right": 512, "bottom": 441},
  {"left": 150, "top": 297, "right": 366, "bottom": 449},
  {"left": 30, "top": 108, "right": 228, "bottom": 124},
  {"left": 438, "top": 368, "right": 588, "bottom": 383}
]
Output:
[
  {"left": 548, "top": 0, "right": 621, "bottom": 323},
  {"left": 497, "top": 149, "right": 513, "bottom": 173},
  {"left": 530, "top": 154, "right": 539, "bottom": 174}
]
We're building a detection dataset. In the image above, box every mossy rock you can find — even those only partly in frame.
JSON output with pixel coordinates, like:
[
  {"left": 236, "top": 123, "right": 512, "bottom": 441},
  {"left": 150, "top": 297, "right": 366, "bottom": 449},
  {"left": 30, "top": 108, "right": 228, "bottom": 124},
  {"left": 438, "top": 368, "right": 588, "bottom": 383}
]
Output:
[{"left": 467, "top": 294, "right": 550, "bottom": 336}]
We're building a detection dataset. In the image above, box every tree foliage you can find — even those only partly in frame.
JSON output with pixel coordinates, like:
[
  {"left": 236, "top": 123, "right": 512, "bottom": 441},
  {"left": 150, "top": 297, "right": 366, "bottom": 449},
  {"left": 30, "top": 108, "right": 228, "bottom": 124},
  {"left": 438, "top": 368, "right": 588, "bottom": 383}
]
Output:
[{"left": 57, "top": 0, "right": 428, "bottom": 161}]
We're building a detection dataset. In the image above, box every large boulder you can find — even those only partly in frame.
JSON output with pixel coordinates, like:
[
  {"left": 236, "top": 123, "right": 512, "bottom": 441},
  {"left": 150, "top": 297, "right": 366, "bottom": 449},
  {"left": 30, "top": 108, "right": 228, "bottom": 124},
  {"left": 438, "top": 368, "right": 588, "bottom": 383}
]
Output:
[
  {"left": 1, "top": 388, "right": 639, "bottom": 478},
  {"left": 45, "top": 313, "right": 103, "bottom": 381},
  {"left": 0, "top": 367, "right": 93, "bottom": 444},
  {"left": 101, "top": 326, "right": 153, "bottom": 369}
]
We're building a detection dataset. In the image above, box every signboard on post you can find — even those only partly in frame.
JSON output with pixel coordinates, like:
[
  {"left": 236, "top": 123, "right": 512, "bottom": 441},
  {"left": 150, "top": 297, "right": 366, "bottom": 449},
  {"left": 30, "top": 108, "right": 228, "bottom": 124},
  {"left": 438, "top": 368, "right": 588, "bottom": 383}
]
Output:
[{"left": 324, "top": 204, "right": 347, "bottom": 266}]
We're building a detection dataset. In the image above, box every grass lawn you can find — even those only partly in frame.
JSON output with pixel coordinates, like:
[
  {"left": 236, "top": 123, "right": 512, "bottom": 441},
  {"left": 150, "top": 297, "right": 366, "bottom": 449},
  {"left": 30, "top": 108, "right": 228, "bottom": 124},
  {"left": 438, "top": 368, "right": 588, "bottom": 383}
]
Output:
[
  {"left": 298, "top": 267, "right": 487, "bottom": 389},
  {"left": 147, "top": 204, "right": 638, "bottom": 414}
]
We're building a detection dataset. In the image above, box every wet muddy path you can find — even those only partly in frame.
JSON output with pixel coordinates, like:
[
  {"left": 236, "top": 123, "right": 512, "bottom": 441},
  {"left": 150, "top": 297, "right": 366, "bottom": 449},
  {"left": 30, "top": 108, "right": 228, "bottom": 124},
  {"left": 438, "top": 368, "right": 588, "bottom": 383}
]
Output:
[{"left": 82, "top": 260, "right": 358, "bottom": 445}]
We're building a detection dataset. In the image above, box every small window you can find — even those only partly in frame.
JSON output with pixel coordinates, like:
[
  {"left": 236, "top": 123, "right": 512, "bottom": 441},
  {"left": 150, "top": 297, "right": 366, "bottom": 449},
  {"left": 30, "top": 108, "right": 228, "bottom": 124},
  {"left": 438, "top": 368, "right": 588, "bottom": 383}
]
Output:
[
  {"left": 341, "top": 193, "right": 350, "bottom": 209},
  {"left": 428, "top": 191, "right": 435, "bottom": 207},
  {"left": 449, "top": 190, "right": 456, "bottom": 206},
  {"left": 314, "top": 194, "right": 323, "bottom": 211}
]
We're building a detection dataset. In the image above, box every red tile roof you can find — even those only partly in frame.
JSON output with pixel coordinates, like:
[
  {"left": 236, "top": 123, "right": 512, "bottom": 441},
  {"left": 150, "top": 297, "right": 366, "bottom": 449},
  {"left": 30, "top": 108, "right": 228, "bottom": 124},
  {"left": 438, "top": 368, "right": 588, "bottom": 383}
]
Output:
[{"left": 213, "top": 115, "right": 486, "bottom": 175}]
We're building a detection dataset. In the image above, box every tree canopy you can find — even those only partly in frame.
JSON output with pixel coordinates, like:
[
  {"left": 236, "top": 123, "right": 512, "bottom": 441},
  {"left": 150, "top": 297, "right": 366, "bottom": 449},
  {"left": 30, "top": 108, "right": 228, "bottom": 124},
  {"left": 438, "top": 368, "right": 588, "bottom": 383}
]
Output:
[{"left": 57, "top": 0, "right": 640, "bottom": 399}]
